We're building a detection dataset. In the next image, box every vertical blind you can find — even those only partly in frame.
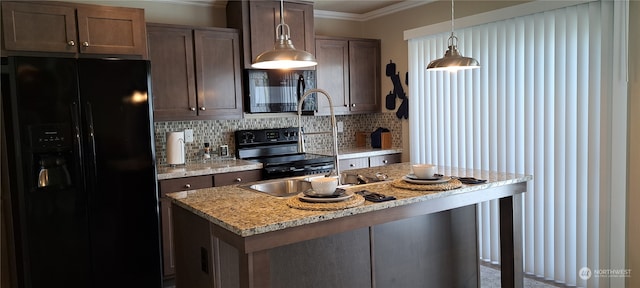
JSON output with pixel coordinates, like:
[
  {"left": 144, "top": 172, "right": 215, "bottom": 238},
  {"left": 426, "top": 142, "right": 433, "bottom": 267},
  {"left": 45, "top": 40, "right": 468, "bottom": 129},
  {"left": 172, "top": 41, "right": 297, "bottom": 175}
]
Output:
[{"left": 407, "top": 1, "right": 627, "bottom": 287}]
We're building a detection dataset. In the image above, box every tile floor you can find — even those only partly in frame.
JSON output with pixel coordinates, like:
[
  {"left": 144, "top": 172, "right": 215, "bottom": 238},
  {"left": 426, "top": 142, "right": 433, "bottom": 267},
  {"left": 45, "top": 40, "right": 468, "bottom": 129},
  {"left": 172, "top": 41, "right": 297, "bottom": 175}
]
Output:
[
  {"left": 480, "top": 262, "right": 566, "bottom": 288},
  {"left": 163, "top": 263, "right": 567, "bottom": 288}
]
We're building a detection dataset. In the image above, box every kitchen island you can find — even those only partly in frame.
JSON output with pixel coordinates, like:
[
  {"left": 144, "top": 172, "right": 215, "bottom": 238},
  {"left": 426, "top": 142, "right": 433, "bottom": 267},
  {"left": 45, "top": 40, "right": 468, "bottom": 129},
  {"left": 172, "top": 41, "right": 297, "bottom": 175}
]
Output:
[{"left": 168, "top": 163, "right": 531, "bottom": 288}]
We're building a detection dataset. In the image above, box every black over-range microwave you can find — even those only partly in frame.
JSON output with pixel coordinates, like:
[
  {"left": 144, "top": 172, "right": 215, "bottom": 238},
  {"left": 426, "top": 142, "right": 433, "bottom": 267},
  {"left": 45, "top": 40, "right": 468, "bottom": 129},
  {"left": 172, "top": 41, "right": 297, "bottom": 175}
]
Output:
[{"left": 244, "top": 69, "right": 317, "bottom": 113}]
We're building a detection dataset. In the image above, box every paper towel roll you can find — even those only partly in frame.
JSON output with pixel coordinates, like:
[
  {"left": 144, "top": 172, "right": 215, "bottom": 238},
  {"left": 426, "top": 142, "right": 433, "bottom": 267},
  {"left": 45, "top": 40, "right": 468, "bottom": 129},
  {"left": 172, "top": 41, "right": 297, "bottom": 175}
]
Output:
[{"left": 166, "top": 132, "right": 185, "bottom": 165}]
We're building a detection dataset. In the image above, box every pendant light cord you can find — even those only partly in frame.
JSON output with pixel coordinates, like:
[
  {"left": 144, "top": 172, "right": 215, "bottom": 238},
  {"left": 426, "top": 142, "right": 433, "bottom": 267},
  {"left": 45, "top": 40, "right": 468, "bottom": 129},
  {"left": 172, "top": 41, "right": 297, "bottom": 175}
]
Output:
[
  {"left": 280, "top": 0, "right": 285, "bottom": 27},
  {"left": 276, "top": 0, "right": 290, "bottom": 41},
  {"left": 450, "top": 0, "right": 455, "bottom": 38}
]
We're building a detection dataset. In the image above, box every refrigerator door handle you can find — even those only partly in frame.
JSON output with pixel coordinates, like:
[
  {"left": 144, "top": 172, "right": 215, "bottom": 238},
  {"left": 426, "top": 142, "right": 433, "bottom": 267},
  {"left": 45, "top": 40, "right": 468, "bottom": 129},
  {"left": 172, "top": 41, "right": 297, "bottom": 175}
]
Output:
[
  {"left": 70, "top": 102, "right": 85, "bottom": 180},
  {"left": 71, "top": 102, "right": 81, "bottom": 144},
  {"left": 85, "top": 102, "right": 98, "bottom": 178}
]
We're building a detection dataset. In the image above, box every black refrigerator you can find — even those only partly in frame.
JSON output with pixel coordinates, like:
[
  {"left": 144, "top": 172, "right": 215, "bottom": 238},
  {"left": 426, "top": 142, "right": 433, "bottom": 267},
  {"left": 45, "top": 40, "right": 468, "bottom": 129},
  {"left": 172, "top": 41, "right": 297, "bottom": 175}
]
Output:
[{"left": 1, "top": 56, "right": 162, "bottom": 288}]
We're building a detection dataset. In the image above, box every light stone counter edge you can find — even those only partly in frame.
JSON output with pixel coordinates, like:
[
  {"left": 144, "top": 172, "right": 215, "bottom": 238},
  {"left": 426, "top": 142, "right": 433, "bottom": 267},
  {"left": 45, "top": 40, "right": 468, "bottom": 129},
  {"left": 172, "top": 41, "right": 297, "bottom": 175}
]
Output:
[
  {"left": 168, "top": 163, "right": 532, "bottom": 238},
  {"left": 157, "top": 159, "right": 262, "bottom": 180},
  {"left": 310, "top": 147, "right": 403, "bottom": 160}
]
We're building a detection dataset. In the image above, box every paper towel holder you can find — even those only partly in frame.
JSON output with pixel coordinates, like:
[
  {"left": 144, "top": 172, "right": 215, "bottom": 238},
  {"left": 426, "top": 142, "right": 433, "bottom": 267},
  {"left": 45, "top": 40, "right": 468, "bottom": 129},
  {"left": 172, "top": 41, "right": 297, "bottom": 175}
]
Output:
[{"left": 166, "top": 131, "right": 186, "bottom": 166}]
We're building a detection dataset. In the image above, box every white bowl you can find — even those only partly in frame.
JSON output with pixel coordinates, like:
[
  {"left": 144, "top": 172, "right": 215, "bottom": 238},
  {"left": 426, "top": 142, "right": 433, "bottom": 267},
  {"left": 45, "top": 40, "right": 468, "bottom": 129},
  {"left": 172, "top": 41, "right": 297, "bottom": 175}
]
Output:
[
  {"left": 412, "top": 164, "right": 437, "bottom": 179},
  {"left": 310, "top": 177, "right": 338, "bottom": 196}
]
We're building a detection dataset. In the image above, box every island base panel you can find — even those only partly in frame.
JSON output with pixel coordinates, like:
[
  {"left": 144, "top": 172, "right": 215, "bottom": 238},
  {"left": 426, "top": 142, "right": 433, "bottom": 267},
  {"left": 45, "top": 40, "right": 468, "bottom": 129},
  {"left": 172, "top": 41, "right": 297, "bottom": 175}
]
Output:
[
  {"left": 270, "top": 227, "right": 372, "bottom": 287},
  {"left": 373, "top": 205, "right": 478, "bottom": 287},
  {"left": 210, "top": 206, "right": 477, "bottom": 288},
  {"left": 173, "top": 205, "right": 214, "bottom": 288}
]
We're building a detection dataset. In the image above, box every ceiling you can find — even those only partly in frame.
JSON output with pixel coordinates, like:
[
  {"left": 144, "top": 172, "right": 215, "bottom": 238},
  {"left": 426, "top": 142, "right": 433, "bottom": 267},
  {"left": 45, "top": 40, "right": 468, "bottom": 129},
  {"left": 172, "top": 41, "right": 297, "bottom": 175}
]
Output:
[
  {"left": 313, "top": 0, "right": 404, "bottom": 14},
  {"left": 188, "top": 0, "right": 432, "bottom": 21}
]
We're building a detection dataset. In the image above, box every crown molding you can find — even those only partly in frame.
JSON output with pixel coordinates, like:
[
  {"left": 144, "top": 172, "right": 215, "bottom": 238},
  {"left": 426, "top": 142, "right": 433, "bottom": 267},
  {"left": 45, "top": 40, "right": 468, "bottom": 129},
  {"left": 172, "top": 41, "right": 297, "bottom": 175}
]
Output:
[
  {"left": 146, "top": 0, "right": 227, "bottom": 8},
  {"left": 314, "top": 0, "right": 435, "bottom": 22}
]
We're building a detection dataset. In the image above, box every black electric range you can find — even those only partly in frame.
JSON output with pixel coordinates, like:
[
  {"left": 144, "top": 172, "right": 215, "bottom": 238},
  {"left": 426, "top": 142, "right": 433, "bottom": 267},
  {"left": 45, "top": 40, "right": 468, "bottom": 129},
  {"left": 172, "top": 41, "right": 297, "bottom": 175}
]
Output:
[{"left": 234, "top": 127, "right": 335, "bottom": 179}]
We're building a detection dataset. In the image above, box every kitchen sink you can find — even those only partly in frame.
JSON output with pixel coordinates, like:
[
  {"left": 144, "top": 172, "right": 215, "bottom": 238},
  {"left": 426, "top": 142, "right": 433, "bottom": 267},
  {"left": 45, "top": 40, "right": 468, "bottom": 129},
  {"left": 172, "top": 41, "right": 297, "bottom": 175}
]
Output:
[
  {"left": 240, "top": 177, "right": 312, "bottom": 198},
  {"left": 241, "top": 173, "right": 391, "bottom": 198}
]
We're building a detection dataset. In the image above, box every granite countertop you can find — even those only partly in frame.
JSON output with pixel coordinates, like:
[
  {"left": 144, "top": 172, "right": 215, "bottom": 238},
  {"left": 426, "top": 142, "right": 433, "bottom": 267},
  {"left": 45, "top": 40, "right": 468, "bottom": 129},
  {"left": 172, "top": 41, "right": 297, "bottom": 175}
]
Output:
[
  {"left": 168, "top": 162, "right": 532, "bottom": 237},
  {"left": 310, "top": 147, "right": 403, "bottom": 159},
  {"left": 157, "top": 147, "right": 401, "bottom": 180},
  {"left": 157, "top": 159, "right": 262, "bottom": 180}
]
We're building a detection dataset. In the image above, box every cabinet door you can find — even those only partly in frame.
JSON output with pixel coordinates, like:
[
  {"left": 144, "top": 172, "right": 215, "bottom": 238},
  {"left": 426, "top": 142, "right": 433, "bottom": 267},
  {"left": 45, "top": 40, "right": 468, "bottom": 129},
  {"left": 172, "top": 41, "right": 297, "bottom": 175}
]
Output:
[
  {"left": 247, "top": 1, "right": 314, "bottom": 68},
  {"left": 147, "top": 25, "right": 198, "bottom": 120},
  {"left": 159, "top": 197, "right": 176, "bottom": 276},
  {"left": 194, "top": 29, "right": 243, "bottom": 119},
  {"left": 315, "top": 38, "right": 350, "bottom": 115},
  {"left": 158, "top": 175, "right": 213, "bottom": 277},
  {"left": 76, "top": 6, "right": 147, "bottom": 56},
  {"left": 349, "top": 40, "right": 381, "bottom": 113},
  {"left": 1, "top": 2, "right": 77, "bottom": 53}
]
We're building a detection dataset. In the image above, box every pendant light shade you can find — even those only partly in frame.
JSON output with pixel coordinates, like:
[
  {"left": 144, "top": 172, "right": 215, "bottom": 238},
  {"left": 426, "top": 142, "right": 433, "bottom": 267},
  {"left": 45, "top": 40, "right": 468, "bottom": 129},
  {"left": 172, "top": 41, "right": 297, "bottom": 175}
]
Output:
[
  {"left": 251, "top": 0, "right": 317, "bottom": 69},
  {"left": 426, "top": 34, "right": 479, "bottom": 71},
  {"left": 427, "top": 0, "right": 479, "bottom": 72}
]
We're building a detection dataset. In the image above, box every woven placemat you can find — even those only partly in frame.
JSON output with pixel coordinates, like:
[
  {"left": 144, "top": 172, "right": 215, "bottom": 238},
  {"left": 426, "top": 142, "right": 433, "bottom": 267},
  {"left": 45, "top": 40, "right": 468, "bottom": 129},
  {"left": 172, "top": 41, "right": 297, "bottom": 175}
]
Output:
[
  {"left": 286, "top": 193, "right": 365, "bottom": 211},
  {"left": 390, "top": 178, "right": 463, "bottom": 191}
]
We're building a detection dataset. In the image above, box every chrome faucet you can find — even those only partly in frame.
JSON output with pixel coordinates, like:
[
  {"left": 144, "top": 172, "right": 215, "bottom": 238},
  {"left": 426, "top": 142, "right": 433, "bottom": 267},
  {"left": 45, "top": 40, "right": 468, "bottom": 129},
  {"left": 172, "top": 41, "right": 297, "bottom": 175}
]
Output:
[{"left": 297, "top": 89, "right": 340, "bottom": 182}]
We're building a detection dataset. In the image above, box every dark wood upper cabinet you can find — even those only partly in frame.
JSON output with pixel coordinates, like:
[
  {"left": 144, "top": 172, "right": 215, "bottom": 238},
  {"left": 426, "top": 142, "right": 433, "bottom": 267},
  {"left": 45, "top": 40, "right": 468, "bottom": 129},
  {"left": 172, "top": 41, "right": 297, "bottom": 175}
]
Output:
[
  {"left": 1, "top": 1, "right": 146, "bottom": 58},
  {"left": 147, "top": 25, "right": 197, "bottom": 119},
  {"left": 227, "top": 0, "right": 315, "bottom": 69},
  {"left": 348, "top": 39, "right": 381, "bottom": 112},
  {"left": 193, "top": 29, "right": 243, "bottom": 119},
  {"left": 315, "top": 36, "right": 381, "bottom": 115},
  {"left": 75, "top": 6, "right": 146, "bottom": 56},
  {"left": 147, "top": 24, "right": 243, "bottom": 121},
  {"left": 315, "top": 38, "right": 350, "bottom": 114}
]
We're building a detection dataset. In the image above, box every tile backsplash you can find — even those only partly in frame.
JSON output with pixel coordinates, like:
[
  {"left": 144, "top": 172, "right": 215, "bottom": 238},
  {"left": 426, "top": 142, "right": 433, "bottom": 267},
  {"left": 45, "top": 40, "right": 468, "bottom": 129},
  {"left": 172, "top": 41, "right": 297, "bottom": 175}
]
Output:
[{"left": 154, "top": 113, "right": 402, "bottom": 164}]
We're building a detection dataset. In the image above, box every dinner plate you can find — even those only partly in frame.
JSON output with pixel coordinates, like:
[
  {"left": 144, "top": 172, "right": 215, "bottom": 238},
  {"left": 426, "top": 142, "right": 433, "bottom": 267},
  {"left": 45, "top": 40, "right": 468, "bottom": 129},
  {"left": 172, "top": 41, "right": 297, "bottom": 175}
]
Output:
[
  {"left": 405, "top": 173, "right": 442, "bottom": 181},
  {"left": 402, "top": 175, "right": 451, "bottom": 184},
  {"left": 298, "top": 190, "right": 353, "bottom": 203}
]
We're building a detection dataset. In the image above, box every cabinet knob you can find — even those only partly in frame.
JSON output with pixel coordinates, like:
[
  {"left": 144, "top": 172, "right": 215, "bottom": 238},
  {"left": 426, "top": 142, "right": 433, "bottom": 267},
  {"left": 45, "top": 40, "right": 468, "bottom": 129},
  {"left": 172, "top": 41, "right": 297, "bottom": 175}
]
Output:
[
  {"left": 67, "top": 40, "right": 76, "bottom": 46},
  {"left": 184, "top": 184, "right": 191, "bottom": 189},
  {"left": 351, "top": 103, "right": 356, "bottom": 107},
  {"left": 235, "top": 178, "right": 242, "bottom": 182},
  {"left": 190, "top": 107, "right": 196, "bottom": 111},
  {"left": 382, "top": 160, "right": 388, "bottom": 164},
  {"left": 200, "top": 107, "right": 206, "bottom": 111},
  {"left": 82, "top": 42, "right": 89, "bottom": 47},
  {"left": 350, "top": 163, "right": 355, "bottom": 167}
]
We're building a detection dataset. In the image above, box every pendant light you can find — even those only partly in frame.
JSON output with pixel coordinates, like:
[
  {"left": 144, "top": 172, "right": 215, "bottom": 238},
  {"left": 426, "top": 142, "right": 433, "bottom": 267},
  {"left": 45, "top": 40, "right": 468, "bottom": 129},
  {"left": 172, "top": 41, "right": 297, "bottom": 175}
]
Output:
[
  {"left": 426, "top": 0, "right": 479, "bottom": 72},
  {"left": 251, "top": 0, "right": 317, "bottom": 69}
]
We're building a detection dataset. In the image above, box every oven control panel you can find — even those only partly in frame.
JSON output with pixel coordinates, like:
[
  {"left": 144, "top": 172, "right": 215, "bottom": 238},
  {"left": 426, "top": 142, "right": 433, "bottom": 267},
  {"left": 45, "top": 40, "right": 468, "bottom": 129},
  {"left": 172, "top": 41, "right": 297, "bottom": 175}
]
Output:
[{"left": 235, "top": 127, "right": 300, "bottom": 146}]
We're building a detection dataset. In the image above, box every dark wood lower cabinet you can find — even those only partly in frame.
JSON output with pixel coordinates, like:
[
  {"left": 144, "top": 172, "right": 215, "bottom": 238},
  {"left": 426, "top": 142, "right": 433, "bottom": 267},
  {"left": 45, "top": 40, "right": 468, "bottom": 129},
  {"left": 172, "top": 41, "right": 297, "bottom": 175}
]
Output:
[
  {"left": 160, "top": 170, "right": 261, "bottom": 278},
  {"left": 173, "top": 204, "right": 478, "bottom": 288}
]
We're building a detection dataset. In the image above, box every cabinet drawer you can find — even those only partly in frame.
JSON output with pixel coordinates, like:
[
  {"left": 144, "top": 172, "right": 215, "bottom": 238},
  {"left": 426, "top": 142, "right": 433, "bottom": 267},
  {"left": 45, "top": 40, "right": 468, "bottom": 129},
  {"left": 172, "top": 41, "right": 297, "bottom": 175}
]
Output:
[
  {"left": 340, "top": 158, "right": 369, "bottom": 170},
  {"left": 213, "top": 169, "right": 262, "bottom": 187},
  {"left": 159, "top": 175, "right": 213, "bottom": 195},
  {"left": 369, "top": 154, "right": 402, "bottom": 167}
]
